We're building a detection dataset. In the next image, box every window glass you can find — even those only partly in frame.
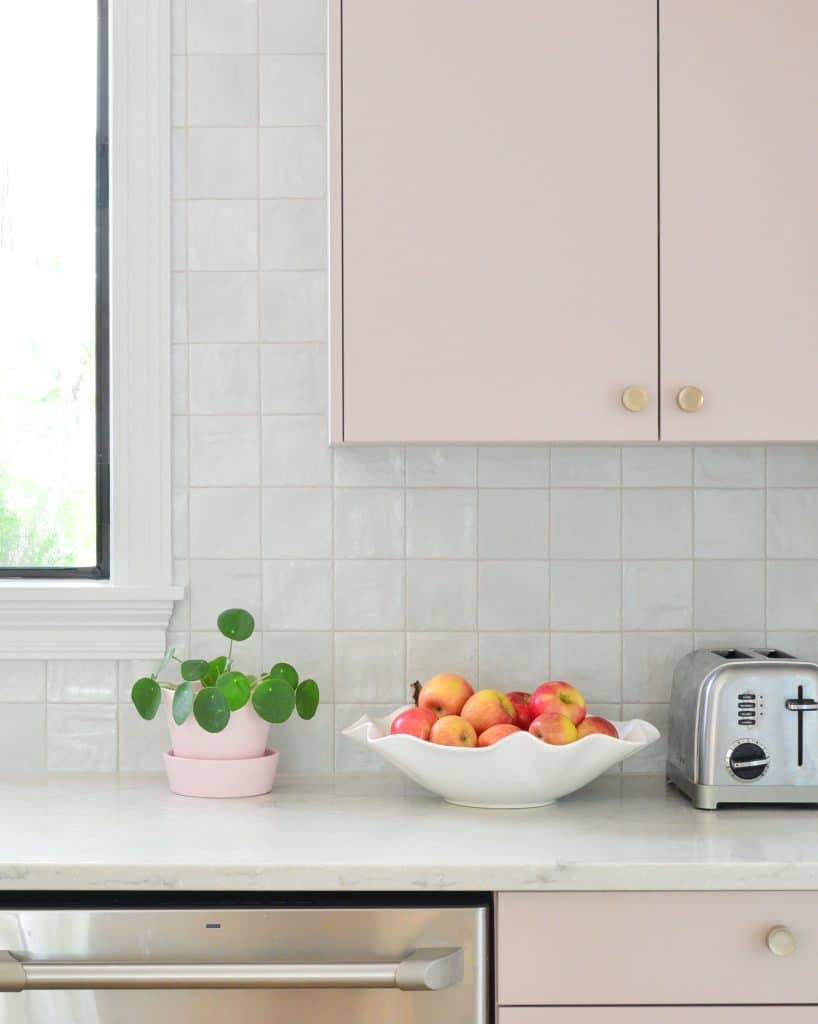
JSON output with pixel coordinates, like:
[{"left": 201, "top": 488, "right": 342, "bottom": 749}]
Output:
[{"left": 0, "top": 2, "right": 107, "bottom": 574}]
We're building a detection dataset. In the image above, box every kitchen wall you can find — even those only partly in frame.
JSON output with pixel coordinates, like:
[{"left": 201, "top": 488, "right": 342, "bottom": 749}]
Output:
[{"left": 3, "top": 0, "right": 818, "bottom": 776}]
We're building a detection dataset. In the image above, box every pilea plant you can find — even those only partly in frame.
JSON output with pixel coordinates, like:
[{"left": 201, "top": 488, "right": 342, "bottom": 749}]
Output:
[{"left": 131, "top": 608, "right": 320, "bottom": 733}]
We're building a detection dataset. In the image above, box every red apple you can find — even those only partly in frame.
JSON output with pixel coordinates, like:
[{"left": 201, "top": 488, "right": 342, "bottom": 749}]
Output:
[
  {"left": 461, "top": 689, "right": 515, "bottom": 735},
  {"left": 390, "top": 706, "right": 437, "bottom": 740},
  {"left": 576, "top": 716, "right": 619, "bottom": 739},
  {"left": 529, "top": 712, "right": 578, "bottom": 745},
  {"left": 506, "top": 691, "right": 533, "bottom": 729},
  {"left": 430, "top": 714, "right": 477, "bottom": 747},
  {"left": 530, "top": 681, "right": 586, "bottom": 726},
  {"left": 478, "top": 723, "right": 521, "bottom": 747},
  {"left": 418, "top": 673, "right": 474, "bottom": 718}
]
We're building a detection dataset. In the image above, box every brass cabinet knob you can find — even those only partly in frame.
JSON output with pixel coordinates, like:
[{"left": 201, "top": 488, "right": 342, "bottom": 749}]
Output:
[
  {"left": 766, "top": 926, "right": 796, "bottom": 957},
  {"left": 621, "top": 386, "right": 649, "bottom": 413},
  {"left": 676, "top": 385, "right": 705, "bottom": 413}
]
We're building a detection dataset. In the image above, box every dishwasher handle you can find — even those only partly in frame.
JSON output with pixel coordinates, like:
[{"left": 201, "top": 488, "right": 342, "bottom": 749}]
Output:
[{"left": 0, "top": 947, "right": 463, "bottom": 993}]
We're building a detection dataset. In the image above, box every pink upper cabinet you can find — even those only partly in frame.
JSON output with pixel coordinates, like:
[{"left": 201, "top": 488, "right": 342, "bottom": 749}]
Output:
[
  {"left": 330, "top": 0, "right": 658, "bottom": 444},
  {"left": 661, "top": 0, "right": 818, "bottom": 442}
]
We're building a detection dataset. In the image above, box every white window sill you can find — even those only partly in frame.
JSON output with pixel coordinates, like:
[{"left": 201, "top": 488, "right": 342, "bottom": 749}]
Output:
[{"left": 0, "top": 581, "right": 183, "bottom": 659}]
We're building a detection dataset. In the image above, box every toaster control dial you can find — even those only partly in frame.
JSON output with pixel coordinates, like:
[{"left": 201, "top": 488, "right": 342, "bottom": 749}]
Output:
[{"left": 727, "top": 741, "right": 769, "bottom": 781}]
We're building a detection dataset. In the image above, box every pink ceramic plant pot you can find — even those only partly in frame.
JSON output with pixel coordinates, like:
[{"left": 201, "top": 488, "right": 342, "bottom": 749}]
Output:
[
  {"left": 162, "top": 688, "right": 270, "bottom": 760},
  {"left": 164, "top": 749, "right": 279, "bottom": 798}
]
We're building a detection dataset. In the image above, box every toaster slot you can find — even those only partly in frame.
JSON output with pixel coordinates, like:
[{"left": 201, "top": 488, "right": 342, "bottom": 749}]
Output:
[
  {"left": 713, "top": 648, "right": 753, "bottom": 660},
  {"left": 753, "top": 648, "right": 796, "bottom": 659}
]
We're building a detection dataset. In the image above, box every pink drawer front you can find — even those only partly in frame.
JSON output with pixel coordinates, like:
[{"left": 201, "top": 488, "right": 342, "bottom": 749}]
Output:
[
  {"left": 498, "top": 893, "right": 818, "bottom": 1006},
  {"left": 500, "top": 1011, "right": 817, "bottom": 1023}
]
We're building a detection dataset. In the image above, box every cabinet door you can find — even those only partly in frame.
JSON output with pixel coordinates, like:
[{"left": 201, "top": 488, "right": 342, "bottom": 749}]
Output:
[
  {"left": 332, "top": 0, "right": 658, "bottom": 443},
  {"left": 500, "top": 1011, "right": 817, "bottom": 1023},
  {"left": 661, "top": 0, "right": 818, "bottom": 441}
]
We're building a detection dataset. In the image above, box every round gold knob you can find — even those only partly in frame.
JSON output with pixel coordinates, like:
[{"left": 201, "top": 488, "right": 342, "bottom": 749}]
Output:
[
  {"left": 766, "top": 926, "right": 796, "bottom": 957},
  {"left": 677, "top": 385, "right": 705, "bottom": 413},
  {"left": 621, "top": 386, "right": 649, "bottom": 413}
]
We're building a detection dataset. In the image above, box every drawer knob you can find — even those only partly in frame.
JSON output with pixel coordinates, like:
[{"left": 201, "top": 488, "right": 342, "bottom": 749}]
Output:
[
  {"left": 676, "top": 385, "right": 704, "bottom": 413},
  {"left": 766, "top": 926, "right": 796, "bottom": 957},
  {"left": 621, "top": 386, "right": 649, "bottom": 413}
]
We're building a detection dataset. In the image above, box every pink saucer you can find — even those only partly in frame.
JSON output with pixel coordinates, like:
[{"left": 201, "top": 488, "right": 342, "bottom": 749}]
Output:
[{"left": 164, "top": 749, "right": 279, "bottom": 798}]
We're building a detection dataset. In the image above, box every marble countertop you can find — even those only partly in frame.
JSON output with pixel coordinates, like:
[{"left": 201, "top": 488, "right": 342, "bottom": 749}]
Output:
[{"left": 0, "top": 773, "right": 814, "bottom": 892}]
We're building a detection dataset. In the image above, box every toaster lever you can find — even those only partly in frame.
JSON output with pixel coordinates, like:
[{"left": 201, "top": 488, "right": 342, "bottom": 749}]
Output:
[{"left": 785, "top": 699, "right": 818, "bottom": 711}]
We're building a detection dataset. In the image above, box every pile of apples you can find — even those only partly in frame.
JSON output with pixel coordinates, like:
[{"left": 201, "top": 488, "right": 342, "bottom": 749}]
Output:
[{"left": 390, "top": 673, "right": 618, "bottom": 748}]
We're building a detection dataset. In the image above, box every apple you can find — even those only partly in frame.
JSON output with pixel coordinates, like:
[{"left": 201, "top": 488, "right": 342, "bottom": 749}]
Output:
[
  {"left": 418, "top": 673, "right": 474, "bottom": 718},
  {"left": 478, "top": 723, "right": 521, "bottom": 747},
  {"left": 390, "top": 706, "right": 438, "bottom": 740},
  {"left": 506, "top": 691, "right": 533, "bottom": 729},
  {"left": 430, "top": 714, "right": 478, "bottom": 747},
  {"left": 530, "top": 681, "right": 586, "bottom": 726},
  {"left": 529, "top": 712, "right": 578, "bottom": 745},
  {"left": 461, "top": 689, "right": 515, "bottom": 735},
  {"left": 577, "top": 716, "right": 619, "bottom": 739}
]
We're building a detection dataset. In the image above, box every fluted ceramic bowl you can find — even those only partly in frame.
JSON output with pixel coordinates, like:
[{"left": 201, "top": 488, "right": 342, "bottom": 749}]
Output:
[{"left": 343, "top": 706, "right": 660, "bottom": 808}]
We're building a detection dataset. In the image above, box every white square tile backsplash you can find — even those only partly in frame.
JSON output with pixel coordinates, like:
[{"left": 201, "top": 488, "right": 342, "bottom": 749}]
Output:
[{"left": 12, "top": 0, "right": 818, "bottom": 778}]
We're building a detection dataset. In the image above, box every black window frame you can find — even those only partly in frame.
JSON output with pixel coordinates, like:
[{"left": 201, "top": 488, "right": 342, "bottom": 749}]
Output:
[{"left": 0, "top": 0, "right": 110, "bottom": 580}]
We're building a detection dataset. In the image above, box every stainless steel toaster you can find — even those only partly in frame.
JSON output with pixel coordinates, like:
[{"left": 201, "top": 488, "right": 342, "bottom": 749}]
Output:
[{"left": 667, "top": 648, "right": 818, "bottom": 809}]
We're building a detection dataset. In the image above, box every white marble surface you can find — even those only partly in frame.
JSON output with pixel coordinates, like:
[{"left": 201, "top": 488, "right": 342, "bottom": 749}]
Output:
[{"left": 0, "top": 773, "right": 816, "bottom": 892}]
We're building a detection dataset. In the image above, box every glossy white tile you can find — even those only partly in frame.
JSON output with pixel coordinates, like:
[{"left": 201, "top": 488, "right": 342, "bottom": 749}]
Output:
[
  {"left": 335, "top": 488, "right": 404, "bottom": 559},
  {"left": 190, "top": 344, "right": 259, "bottom": 414},
  {"left": 335, "top": 561, "right": 405, "bottom": 631},
  {"left": 261, "top": 200, "right": 327, "bottom": 270},
  {"left": 479, "top": 561, "right": 549, "bottom": 631},
  {"left": 260, "top": 56, "right": 325, "bottom": 126},
  {"left": 623, "top": 561, "right": 692, "bottom": 631},
  {"left": 479, "top": 490, "right": 548, "bottom": 559},
  {"left": 190, "top": 487, "right": 261, "bottom": 558},
  {"left": 406, "top": 447, "right": 477, "bottom": 488},
  {"left": 260, "top": 127, "right": 326, "bottom": 198},
  {"left": 263, "top": 560, "right": 333, "bottom": 630},
  {"left": 407, "top": 561, "right": 477, "bottom": 631},
  {"left": 262, "top": 416, "right": 333, "bottom": 486},
  {"left": 188, "top": 272, "right": 258, "bottom": 342},
  {"left": 263, "top": 487, "right": 333, "bottom": 559},
  {"left": 550, "top": 561, "right": 620, "bottom": 631},
  {"left": 188, "top": 200, "right": 258, "bottom": 270},
  {"left": 407, "top": 490, "right": 477, "bottom": 559},
  {"left": 261, "top": 272, "right": 327, "bottom": 341},
  {"left": 187, "top": 126, "right": 257, "bottom": 197},
  {"left": 260, "top": 0, "right": 326, "bottom": 53},
  {"left": 190, "top": 415, "right": 260, "bottom": 487},
  {"left": 188, "top": 0, "right": 257, "bottom": 53},
  {"left": 188, "top": 55, "right": 257, "bottom": 125},
  {"left": 334, "top": 632, "right": 406, "bottom": 703}
]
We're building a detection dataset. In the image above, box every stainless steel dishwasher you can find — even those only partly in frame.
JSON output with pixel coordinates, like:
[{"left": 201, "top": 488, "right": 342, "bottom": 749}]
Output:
[{"left": 0, "top": 893, "right": 490, "bottom": 1023}]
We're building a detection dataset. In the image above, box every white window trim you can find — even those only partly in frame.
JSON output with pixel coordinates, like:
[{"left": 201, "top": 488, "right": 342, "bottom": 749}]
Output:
[{"left": 0, "top": 0, "right": 182, "bottom": 659}]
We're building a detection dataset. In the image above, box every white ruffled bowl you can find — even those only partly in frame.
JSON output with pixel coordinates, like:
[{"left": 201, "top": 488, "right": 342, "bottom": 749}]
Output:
[{"left": 343, "top": 706, "right": 660, "bottom": 808}]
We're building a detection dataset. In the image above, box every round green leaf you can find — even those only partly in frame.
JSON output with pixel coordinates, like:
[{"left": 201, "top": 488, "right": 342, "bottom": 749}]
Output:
[
  {"left": 216, "top": 671, "right": 251, "bottom": 711},
  {"left": 203, "top": 655, "right": 228, "bottom": 687},
  {"left": 217, "top": 608, "right": 255, "bottom": 643},
  {"left": 181, "top": 659, "right": 209, "bottom": 682},
  {"left": 156, "top": 646, "right": 176, "bottom": 677},
  {"left": 193, "top": 687, "right": 231, "bottom": 733},
  {"left": 131, "top": 677, "right": 162, "bottom": 720},
  {"left": 172, "top": 681, "right": 194, "bottom": 725},
  {"left": 268, "top": 662, "right": 298, "bottom": 690},
  {"left": 295, "top": 679, "right": 320, "bottom": 720},
  {"left": 252, "top": 677, "right": 296, "bottom": 724}
]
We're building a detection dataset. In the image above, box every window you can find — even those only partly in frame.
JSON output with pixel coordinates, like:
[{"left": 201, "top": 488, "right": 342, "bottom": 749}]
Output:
[
  {"left": 0, "top": 1, "right": 109, "bottom": 578},
  {"left": 0, "top": 0, "right": 180, "bottom": 659}
]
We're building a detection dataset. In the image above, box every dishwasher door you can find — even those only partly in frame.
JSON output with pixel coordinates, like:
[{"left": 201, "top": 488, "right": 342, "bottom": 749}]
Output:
[{"left": 0, "top": 895, "right": 489, "bottom": 1024}]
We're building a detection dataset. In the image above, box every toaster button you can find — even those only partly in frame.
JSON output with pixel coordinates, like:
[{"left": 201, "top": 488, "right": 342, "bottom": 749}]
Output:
[
  {"left": 738, "top": 701, "right": 756, "bottom": 709},
  {"left": 738, "top": 693, "right": 756, "bottom": 700}
]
